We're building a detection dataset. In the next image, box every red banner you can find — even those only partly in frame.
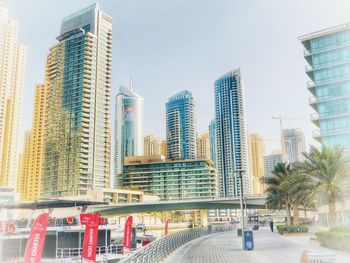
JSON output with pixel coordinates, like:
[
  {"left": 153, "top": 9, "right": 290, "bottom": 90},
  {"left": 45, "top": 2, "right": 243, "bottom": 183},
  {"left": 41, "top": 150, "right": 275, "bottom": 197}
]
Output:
[
  {"left": 23, "top": 213, "right": 49, "bottom": 263},
  {"left": 165, "top": 220, "right": 169, "bottom": 236},
  {"left": 123, "top": 216, "right": 133, "bottom": 255},
  {"left": 80, "top": 213, "right": 91, "bottom": 225},
  {"left": 82, "top": 214, "right": 100, "bottom": 262}
]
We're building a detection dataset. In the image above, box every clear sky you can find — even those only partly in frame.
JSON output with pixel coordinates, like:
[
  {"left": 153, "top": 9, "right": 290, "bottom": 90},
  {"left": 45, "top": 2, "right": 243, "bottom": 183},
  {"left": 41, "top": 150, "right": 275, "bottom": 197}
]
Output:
[{"left": 5, "top": 0, "right": 350, "bottom": 154}]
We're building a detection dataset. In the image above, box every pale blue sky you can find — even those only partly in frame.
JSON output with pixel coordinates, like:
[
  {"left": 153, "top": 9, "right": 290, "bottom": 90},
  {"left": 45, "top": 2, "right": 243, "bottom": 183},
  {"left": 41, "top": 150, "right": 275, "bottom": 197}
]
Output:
[{"left": 5, "top": 0, "right": 350, "bottom": 153}]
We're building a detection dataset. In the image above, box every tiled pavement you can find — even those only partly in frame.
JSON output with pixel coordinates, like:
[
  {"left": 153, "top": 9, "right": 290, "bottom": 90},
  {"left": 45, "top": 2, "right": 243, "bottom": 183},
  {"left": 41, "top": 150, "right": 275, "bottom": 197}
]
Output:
[{"left": 164, "top": 228, "right": 350, "bottom": 263}]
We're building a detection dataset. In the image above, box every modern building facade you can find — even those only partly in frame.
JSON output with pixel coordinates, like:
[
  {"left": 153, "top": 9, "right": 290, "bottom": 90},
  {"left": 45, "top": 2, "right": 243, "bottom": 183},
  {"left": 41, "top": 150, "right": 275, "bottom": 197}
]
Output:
[
  {"left": 248, "top": 133, "right": 265, "bottom": 195},
  {"left": 120, "top": 155, "right": 217, "bottom": 200},
  {"left": 197, "top": 133, "right": 210, "bottom": 159},
  {"left": 43, "top": 4, "right": 112, "bottom": 197},
  {"left": 160, "top": 140, "right": 167, "bottom": 157},
  {"left": 263, "top": 152, "right": 283, "bottom": 178},
  {"left": 144, "top": 135, "right": 160, "bottom": 156},
  {"left": 300, "top": 23, "right": 350, "bottom": 152},
  {"left": 166, "top": 90, "right": 198, "bottom": 160},
  {"left": 115, "top": 84, "right": 144, "bottom": 184},
  {"left": 18, "top": 84, "right": 47, "bottom": 201},
  {"left": 0, "top": 4, "right": 26, "bottom": 188},
  {"left": 282, "top": 128, "right": 306, "bottom": 163},
  {"left": 209, "top": 119, "right": 217, "bottom": 168},
  {"left": 214, "top": 69, "right": 250, "bottom": 197}
]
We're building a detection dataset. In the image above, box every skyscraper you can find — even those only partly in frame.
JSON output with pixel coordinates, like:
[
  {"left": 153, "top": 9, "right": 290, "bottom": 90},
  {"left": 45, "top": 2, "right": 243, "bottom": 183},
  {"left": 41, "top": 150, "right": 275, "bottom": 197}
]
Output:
[
  {"left": 209, "top": 119, "right": 217, "bottom": 168},
  {"left": 160, "top": 139, "right": 167, "bottom": 157},
  {"left": 263, "top": 151, "right": 283, "bottom": 178},
  {"left": 43, "top": 4, "right": 112, "bottom": 197},
  {"left": 197, "top": 133, "right": 210, "bottom": 159},
  {"left": 248, "top": 133, "right": 265, "bottom": 195},
  {"left": 166, "top": 90, "right": 197, "bottom": 160},
  {"left": 115, "top": 84, "right": 144, "bottom": 183},
  {"left": 215, "top": 69, "right": 250, "bottom": 197},
  {"left": 144, "top": 135, "right": 160, "bottom": 156},
  {"left": 0, "top": 4, "right": 26, "bottom": 188},
  {"left": 18, "top": 84, "right": 47, "bottom": 201},
  {"left": 300, "top": 23, "right": 350, "bottom": 152},
  {"left": 282, "top": 128, "right": 306, "bottom": 163}
]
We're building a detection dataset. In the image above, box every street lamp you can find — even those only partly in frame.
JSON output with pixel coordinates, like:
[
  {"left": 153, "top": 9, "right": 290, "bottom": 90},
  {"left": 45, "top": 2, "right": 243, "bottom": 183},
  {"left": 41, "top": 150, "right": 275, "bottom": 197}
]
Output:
[{"left": 235, "top": 169, "right": 245, "bottom": 230}]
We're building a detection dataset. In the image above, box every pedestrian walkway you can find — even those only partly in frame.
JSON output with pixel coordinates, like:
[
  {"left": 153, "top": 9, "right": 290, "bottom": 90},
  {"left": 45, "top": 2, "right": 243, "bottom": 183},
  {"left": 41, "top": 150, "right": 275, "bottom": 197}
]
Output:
[{"left": 165, "top": 227, "right": 350, "bottom": 263}]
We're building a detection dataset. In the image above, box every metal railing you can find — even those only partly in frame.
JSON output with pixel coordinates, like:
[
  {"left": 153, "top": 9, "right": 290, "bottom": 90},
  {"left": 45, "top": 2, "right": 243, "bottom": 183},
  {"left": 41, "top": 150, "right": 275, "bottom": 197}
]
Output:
[
  {"left": 307, "top": 252, "right": 335, "bottom": 263},
  {"left": 119, "top": 224, "right": 236, "bottom": 263},
  {"left": 56, "top": 244, "right": 123, "bottom": 259}
]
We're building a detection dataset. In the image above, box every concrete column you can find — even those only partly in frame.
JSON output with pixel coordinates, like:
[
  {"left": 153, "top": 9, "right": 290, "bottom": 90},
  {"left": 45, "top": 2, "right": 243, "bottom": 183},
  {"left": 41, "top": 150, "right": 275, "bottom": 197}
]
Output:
[
  {"left": 127, "top": 194, "right": 132, "bottom": 203},
  {"left": 200, "top": 209, "right": 208, "bottom": 226}
]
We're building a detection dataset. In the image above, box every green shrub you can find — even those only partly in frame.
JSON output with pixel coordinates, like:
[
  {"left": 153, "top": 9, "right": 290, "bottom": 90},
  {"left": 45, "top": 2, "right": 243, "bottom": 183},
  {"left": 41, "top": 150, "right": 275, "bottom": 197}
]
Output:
[
  {"left": 276, "top": 225, "right": 308, "bottom": 235},
  {"left": 316, "top": 231, "right": 350, "bottom": 252},
  {"left": 329, "top": 226, "right": 350, "bottom": 233}
]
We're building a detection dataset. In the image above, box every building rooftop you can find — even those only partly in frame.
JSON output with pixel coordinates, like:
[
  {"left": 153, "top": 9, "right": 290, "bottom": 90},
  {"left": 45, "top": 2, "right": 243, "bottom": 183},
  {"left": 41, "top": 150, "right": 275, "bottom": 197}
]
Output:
[
  {"left": 124, "top": 155, "right": 213, "bottom": 166},
  {"left": 299, "top": 22, "right": 350, "bottom": 42}
]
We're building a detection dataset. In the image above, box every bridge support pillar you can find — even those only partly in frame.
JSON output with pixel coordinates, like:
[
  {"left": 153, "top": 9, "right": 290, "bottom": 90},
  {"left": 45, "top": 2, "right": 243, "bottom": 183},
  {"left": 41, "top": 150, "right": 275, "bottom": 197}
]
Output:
[{"left": 200, "top": 209, "right": 208, "bottom": 226}]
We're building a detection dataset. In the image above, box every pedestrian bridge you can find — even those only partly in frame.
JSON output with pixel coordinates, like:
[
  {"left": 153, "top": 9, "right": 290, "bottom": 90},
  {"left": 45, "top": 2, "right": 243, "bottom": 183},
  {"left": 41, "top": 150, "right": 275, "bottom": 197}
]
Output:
[{"left": 96, "top": 195, "right": 267, "bottom": 216}]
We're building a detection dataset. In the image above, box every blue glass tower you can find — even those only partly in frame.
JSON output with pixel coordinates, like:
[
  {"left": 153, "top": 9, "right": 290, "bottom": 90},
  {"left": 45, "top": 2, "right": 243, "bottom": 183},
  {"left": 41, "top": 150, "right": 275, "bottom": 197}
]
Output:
[
  {"left": 215, "top": 69, "right": 250, "bottom": 197},
  {"left": 300, "top": 24, "right": 350, "bottom": 152},
  {"left": 166, "top": 90, "right": 197, "bottom": 160},
  {"left": 209, "top": 119, "right": 217, "bottom": 168}
]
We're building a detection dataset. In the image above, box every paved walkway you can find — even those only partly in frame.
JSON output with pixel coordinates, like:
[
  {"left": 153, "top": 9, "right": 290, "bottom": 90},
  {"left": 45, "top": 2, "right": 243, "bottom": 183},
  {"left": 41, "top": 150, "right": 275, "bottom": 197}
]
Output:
[{"left": 165, "top": 228, "right": 350, "bottom": 263}]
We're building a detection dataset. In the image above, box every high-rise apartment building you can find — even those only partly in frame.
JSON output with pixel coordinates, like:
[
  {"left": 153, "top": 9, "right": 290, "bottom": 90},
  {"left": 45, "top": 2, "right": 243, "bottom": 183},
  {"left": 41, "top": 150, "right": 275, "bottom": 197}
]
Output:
[
  {"left": 248, "top": 133, "right": 265, "bottom": 195},
  {"left": 18, "top": 84, "right": 47, "bottom": 201},
  {"left": 215, "top": 69, "right": 250, "bottom": 197},
  {"left": 43, "top": 4, "right": 112, "bottom": 197},
  {"left": 144, "top": 135, "right": 160, "bottom": 156},
  {"left": 282, "top": 128, "right": 306, "bottom": 163},
  {"left": 166, "top": 90, "right": 197, "bottom": 160},
  {"left": 209, "top": 119, "right": 217, "bottom": 168},
  {"left": 197, "top": 133, "right": 210, "bottom": 159},
  {"left": 115, "top": 85, "right": 144, "bottom": 183},
  {"left": 160, "top": 140, "right": 167, "bottom": 157},
  {"left": 263, "top": 151, "right": 283, "bottom": 178},
  {"left": 0, "top": 4, "right": 26, "bottom": 188},
  {"left": 300, "top": 23, "right": 350, "bottom": 152}
]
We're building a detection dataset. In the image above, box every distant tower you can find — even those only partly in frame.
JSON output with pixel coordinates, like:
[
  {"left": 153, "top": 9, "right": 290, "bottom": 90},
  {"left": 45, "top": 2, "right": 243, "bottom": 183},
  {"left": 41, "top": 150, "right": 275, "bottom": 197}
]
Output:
[
  {"left": 248, "top": 133, "right": 265, "bottom": 195},
  {"left": 115, "top": 84, "right": 144, "bottom": 185},
  {"left": 197, "top": 133, "right": 210, "bottom": 159},
  {"left": 0, "top": 3, "right": 26, "bottom": 188},
  {"left": 166, "top": 90, "right": 198, "bottom": 160},
  {"left": 282, "top": 128, "right": 306, "bottom": 163},
  {"left": 263, "top": 151, "right": 283, "bottom": 178},
  {"left": 144, "top": 135, "right": 160, "bottom": 156},
  {"left": 160, "top": 140, "right": 167, "bottom": 157},
  {"left": 215, "top": 69, "right": 250, "bottom": 197},
  {"left": 209, "top": 119, "right": 217, "bottom": 167}
]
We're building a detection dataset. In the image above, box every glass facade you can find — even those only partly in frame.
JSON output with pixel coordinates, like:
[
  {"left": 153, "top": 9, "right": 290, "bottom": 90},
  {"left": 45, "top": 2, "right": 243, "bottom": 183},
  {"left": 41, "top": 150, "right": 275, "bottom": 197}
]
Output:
[
  {"left": 208, "top": 119, "right": 217, "bottom": 168},
  {"left": 301, "top": 24, "right": 350, "bottom": 152},
  {"left": 114, "top": 86, "right": 144, "bottom": 185},
  {"left": 43, "top": 4, "right": 112, "bottom": 197},
  {"left": 121, "top": 158, "right": 217, "bottom": 200},
  {"left": 214, "top": 69, "right": 250, "bottom": 197},
  {"left": 166, "top": 90, "right": 198, "bottom": 160}
]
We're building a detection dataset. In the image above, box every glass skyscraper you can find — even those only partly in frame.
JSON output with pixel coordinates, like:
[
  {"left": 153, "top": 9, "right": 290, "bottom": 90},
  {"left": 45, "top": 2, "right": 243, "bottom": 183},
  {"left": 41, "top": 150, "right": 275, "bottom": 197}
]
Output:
[
  {"left": 300, "top": 23, "right": 350, "bottom": 152},
  {"left": 209, "top": 119, "right": 217, "bottom": 168},
  {"left": 214, "top": 69, "right": 250, "bottom": 197},
  {"left": 115, "top": 85, "right": 144, "bottom": 185},
  {"left": 166, "top": 90, "right": 197, "bottom": 160},
  {"left": 43, "top": 4, "right": 112, "bottom": 197},
  {"left": 282, "top": 128, "right": 306, "bottom": 163}
]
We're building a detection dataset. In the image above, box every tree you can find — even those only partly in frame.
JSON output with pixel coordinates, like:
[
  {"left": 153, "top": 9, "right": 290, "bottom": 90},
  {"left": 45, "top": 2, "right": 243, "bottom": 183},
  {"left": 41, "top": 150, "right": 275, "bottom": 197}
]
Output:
[
  {"left": 301, "top": 146, "right": 350, "bottom": 227},
  {"left": 265, "top": 162, "right": 294, "bottom": 225}
]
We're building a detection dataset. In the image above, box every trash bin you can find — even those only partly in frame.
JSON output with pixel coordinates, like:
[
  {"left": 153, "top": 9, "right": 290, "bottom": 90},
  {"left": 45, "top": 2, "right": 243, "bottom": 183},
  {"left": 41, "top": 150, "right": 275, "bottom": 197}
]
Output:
[
  {"left": 237, "top": 228, "right": 242, "bottom": 236},
  {"left": 243, "top": 230, "right": 254, "bottom": 250}
]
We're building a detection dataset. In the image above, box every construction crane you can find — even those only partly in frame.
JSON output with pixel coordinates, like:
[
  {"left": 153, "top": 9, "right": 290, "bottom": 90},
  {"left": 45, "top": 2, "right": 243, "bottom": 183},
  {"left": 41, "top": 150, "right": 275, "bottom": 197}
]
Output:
[{"left": 271, "top": 115, "right": 304, "bottom": 161}]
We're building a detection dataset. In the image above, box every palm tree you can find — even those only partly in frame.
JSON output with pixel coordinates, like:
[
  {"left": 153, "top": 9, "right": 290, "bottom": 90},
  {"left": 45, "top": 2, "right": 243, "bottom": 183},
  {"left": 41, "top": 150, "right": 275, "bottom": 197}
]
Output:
[
  {"left": 301, "top": 146, "right": 350, "bottom": 227},
  {"left": 265, "top": 162, "right": 294, "bottom": 225}
]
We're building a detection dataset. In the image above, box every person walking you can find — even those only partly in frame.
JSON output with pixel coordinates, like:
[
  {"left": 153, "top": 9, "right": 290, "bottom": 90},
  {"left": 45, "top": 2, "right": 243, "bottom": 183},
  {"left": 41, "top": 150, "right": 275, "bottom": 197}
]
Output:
[{"left": 269, "top": 219, "right": 274, "bottom": 232}]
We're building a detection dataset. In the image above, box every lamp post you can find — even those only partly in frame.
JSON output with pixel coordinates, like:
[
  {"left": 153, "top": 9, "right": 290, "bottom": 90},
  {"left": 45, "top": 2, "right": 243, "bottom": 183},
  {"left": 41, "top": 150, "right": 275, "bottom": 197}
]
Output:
[{"left": 235, "top": 169, "right": 245, "bottom": 230}]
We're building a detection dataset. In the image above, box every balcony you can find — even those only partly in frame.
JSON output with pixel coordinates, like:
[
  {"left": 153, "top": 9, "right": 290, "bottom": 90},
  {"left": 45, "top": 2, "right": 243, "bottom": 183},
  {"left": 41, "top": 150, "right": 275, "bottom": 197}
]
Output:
[
  {"left": 310, "top": 113, "right": 320, "bottom": 127},
  {"left": 307, "top": 81, "right": 316, "bottom": 96},
  {"left": 303, "top": 49, "right": 313, "bottom": 64},
  {"left": 305, "top": 65, "right": 314, "bottom": 80},
  {"left": 312, "top": 130, "right": 322, "bottom": 143},
  {"left": 308, "top": 97, "right": 318, "bottom": 110}
]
